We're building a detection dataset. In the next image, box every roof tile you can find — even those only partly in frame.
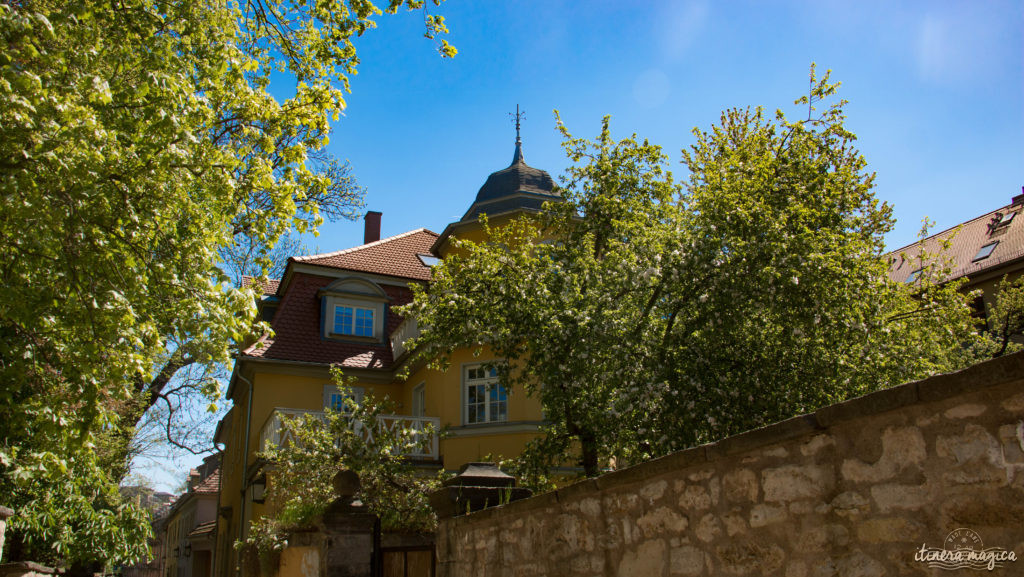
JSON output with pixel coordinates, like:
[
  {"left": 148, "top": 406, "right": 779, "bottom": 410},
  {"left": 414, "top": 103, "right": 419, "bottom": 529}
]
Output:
[
  {"left": 241, "top": 276, "right": 281, "bottom": 297},
  {"left": 293, "top": 229, "right": 438, "bottom": 281},
  {"left": 242, "top": 272, "right": 414, "bottom": 369}
]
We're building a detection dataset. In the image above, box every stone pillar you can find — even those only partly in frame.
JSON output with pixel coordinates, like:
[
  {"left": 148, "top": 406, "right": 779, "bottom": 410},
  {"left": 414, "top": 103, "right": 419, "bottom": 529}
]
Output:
[
  {"left": 0, "top": 506, "right": 11, "bottom": 560},
  {"left": 429, "top": 462, "right": 531, "bottom": 520},
  {"left": 317, "top": 471, "right": 378, "bottom": 577}
]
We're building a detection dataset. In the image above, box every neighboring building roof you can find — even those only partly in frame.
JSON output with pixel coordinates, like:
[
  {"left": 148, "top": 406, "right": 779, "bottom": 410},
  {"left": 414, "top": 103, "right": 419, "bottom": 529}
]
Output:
[
  {"left": 193, "top": 468, "right": 220, "bottom": 494},
  {"left": 188, "top": 520, "right": 217, "bottom": 538},
  {"left": 163, "top": 463, "right": 221, "bottom": 521},
  {"left": 461, "top": 141, "right": 559, "bottom": 222},
  {"left": 888, "top": 196, "right": 1024, "bottom": 284},
  {"left": 241, "top": 274, "right": 414, "bottom": 368},
  {"left": 292, "top": 229, "right": 439, "bottom": 281},
  {"left": 241, "top": 275, "right": 281, "bottom": 297}
]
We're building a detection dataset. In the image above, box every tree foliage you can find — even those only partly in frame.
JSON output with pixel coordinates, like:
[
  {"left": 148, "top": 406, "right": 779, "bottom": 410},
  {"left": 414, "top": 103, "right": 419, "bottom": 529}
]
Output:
[
  {"left": 0, "top": 0, "right": 451, "bottom": 565},
  {"left": 405, "top": 66, "right": 985, "bottom": 478},
  {"left": 977, "top": 275, "right": 1024, "bottom": 359}
]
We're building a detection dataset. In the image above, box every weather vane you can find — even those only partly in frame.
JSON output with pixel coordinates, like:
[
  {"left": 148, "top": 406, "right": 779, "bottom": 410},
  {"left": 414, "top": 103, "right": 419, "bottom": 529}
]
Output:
[{"left": 509, "top": 105, "right": 524, "bottom": 145}]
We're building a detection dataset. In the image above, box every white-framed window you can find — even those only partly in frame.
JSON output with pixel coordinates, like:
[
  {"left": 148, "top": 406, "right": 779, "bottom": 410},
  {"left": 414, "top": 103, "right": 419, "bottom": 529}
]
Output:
[
  {"left": 320, "top": 277, "right": 388, "bottom": 341},
  {"left": 324, "top": 384, "right": 365, "bottom": 411},
  {"left": 333, "top": 305, "right": 375, "bottom": 337},
  {"left": 463, "top": 364, "right": 507, "bottom": 425},
  {"left": 412, "top": 382, "right": 426, "bottom": 417}
]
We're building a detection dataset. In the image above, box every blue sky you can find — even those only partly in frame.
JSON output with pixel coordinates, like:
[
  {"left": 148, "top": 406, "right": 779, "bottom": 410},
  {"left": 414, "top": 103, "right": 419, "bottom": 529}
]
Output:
[
  {"left": 146, "top": 0, "right": 1022, "bottom": 490},
  {"left": 307, "top": 0, "right": 1022, "bottom": 253}
]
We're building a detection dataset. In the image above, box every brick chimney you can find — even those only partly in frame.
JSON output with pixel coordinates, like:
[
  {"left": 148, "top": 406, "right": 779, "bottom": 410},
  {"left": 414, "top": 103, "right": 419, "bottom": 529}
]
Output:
[
  {"left": 1012, "top": 186, "right": 1024, "bottom": 206},
  {"left": 364, "top": 211, "right": 382, "bottom": 244}
]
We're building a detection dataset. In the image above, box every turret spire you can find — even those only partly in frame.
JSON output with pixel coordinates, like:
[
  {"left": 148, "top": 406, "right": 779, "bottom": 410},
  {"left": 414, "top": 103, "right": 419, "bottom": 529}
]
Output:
[{"left": 509, "top": 105, "right": 525, "bottom": 165}]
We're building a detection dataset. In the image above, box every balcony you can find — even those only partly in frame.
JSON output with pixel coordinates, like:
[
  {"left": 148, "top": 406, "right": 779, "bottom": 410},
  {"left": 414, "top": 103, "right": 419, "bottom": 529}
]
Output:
[
  {"left": 258, "top": 407, "right": 440, "bottom": 460},
  {"left": 389, "top": 316, "right": 420, "bottom": 361}
]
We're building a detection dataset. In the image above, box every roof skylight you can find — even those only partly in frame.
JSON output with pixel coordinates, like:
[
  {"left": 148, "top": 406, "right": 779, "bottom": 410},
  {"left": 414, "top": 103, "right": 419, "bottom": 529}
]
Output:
[
  {"left": 973, "top": 242, "right": 998, "bottom": 262},
  {"left": 906, "top": 268, "right": 923, "bottom": 283},
  {"left": 997, "top": 211, "right": 1016, "bottom": 226},
  {"left": 417, "top": 254, "right": 441, "bottom": 267}
]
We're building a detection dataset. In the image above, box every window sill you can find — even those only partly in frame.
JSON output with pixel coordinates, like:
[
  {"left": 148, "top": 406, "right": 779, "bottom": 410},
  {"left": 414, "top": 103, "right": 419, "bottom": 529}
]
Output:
[
  {"left": 326, "top": 333, "right": 380, "bottom": 344},
  {"left": 448, "top": 421, "right": 546, "bottom": 437}
]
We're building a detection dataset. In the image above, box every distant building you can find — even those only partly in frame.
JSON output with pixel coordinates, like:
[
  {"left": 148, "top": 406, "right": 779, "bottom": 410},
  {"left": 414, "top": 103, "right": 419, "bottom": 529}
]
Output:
[
  {"left": 119, "top": 488, "right": 174, "bottom": 577},
  {"left": 160, "top": 453, "right": 221, "bottom": 577},
  {"left": 888, "top": 190, "right": 1024, "bottom": 324}
]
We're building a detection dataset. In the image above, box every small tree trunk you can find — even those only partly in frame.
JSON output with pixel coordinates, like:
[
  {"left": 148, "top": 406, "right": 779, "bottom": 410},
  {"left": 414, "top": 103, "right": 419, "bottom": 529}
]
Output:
[{"left": 580, "top": 430, "right": 600, "bottom": 477}]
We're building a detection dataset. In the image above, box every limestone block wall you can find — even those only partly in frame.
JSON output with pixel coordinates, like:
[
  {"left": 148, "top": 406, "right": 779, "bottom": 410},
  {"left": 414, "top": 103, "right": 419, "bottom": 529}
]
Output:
[{"left": 436, "top": 353, "right": 1024, "bottom": 576}]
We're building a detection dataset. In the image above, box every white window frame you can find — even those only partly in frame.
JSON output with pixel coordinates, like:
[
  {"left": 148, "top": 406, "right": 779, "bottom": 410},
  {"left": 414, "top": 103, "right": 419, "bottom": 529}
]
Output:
[
  {"left": 323, "top": 384, "right": 365, "bottom": 412},
  {"left": 332, "top": 304, "right": 376, "bottom": 337},
  {"left": 319, "top": 277, "right": 388, "bottom": 342},
  {"left": 323, "top": 294, "right": 386, "bottom": 340},
  {"left": 412, "top": 382, "right": 426, "bottom": 417},
  {"left": 463, "top": 363, "right": 508, "bottom": 425}
]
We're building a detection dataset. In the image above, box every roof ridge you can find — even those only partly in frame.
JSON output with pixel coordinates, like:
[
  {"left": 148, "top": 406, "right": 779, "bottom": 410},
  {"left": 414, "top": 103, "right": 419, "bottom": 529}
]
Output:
[
  {"left": 886, "top": 202, "right": 1015, "bottom": 255},
  {"left": 292, "top": 228, "right": 439, "bottom": 262}
]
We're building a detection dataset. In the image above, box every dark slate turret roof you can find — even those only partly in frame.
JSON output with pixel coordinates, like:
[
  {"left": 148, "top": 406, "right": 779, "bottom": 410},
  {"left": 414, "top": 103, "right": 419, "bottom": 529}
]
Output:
[{"left": 460, "top": 142, "right": 558, "bottom": 222}]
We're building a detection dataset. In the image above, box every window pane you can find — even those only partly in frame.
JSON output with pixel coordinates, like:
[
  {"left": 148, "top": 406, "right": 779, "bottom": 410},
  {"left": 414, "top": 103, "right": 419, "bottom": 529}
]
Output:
[
  {"left": 329, "top": 393, "right": 344, "bottom": 411},
  {"left": 354, "top": 308, "right": 374, "bottom": 337},
  {"left": 334, "top": 306, "right": 354, "bottom": 334},
  {"left": 973, "top": 242, "right": 998, "bottom": 261}
]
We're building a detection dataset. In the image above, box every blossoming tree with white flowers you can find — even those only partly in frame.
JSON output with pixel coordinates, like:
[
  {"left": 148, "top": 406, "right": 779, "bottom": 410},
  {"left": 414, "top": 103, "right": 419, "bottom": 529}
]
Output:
[{"left": 405, "top": 67, "right": 985, "bottom": 482}]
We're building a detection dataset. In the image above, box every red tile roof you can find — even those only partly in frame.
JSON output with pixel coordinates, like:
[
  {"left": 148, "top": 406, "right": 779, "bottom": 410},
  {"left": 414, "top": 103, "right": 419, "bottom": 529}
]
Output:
[
  {"left": 242, "top": 273, "right": 414, "bottom": 368},
  {"left": 193, "top": 468, "right": 220, "bottom": 494},
  {"left": 188, "top": 520, "right": 217, "bottom": 538},
  {"left": 241, "top": 276, "right": 281, "bottom": 297},
  {"left": 292, "top": 229, "right": 439, "bottom": 281},
  {"left": 888, "top": 200, "right": 1024, "bottom": 284}
]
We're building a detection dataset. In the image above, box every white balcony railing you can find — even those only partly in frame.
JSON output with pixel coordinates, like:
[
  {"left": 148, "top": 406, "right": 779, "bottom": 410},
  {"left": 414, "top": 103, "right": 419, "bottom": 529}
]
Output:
[
  {"left": 258, "top": 407, "right": 440, "bottom": 460},
  {"left": 389, "top": 316, "right": 420, "bottom": 360}
]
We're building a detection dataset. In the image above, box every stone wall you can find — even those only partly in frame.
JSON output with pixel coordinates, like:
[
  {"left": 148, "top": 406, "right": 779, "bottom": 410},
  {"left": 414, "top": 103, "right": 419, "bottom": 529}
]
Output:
[{"left": 436, "top": 353, "right": 1024, "bottom": 576}]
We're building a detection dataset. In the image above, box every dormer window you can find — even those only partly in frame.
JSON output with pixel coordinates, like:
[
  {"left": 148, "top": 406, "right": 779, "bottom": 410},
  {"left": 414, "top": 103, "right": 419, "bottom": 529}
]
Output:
[{"left": 318, "top": 277, "right": 388, "bottom": 342}]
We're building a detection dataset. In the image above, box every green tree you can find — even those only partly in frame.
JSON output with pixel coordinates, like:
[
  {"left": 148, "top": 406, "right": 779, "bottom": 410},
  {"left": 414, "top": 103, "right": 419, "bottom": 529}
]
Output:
[
  {"left": 404, "top": 66, "right": 984, "bottom": 479},
  {"left": 0, "top": 0, "right": 451, "bottom": 566},
  {"left": 978, "top": 275, "right": 1024, "bottom": 358},
  {"left": 405, "top": 114, "right": 682, "bottom": 477},
  {"left": 649, "top": 67, "right": 982, "bottom": 451}
]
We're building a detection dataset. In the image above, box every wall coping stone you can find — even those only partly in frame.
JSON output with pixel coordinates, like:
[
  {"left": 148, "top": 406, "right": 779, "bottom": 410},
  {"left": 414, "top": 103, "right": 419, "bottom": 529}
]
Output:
[
  {"left": 451, "top": 350, "right": 1024, "bottom": 522},
  {"left": 381, "top": 533, "right": 433, "bottom": 548},
  {"left": 0, "top": 562, "right": 59, "bottom": 576}
]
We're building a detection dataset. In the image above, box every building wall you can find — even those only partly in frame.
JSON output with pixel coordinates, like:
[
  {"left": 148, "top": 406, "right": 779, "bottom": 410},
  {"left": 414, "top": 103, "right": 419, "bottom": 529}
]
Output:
[
  {"left": 405, "top": 346, "right": 545, "bottom": 467},
  {"left": 436, "top": 352, "right": 1024, "bottom": 577},
  {"left": 163, "top": 499, "right": 195, "bottom": 577}
]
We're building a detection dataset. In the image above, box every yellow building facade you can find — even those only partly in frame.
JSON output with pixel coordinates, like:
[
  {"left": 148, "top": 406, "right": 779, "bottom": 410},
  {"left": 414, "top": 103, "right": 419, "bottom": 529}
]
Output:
[{"left": 214, "top": 140, "right": 559, "bottom": 575}]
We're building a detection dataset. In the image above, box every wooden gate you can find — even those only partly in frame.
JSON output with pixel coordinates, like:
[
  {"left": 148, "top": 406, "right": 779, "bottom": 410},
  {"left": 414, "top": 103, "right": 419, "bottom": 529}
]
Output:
[
  {"left": 377, "top": 532, "right": 435, "bottom": 577},
  {"left": 380, "top": 544, "right": 434, "bottom": 577}
]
